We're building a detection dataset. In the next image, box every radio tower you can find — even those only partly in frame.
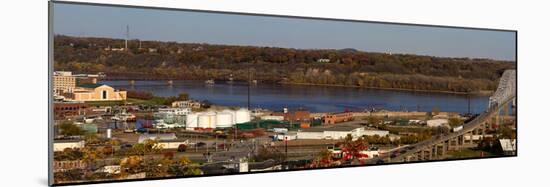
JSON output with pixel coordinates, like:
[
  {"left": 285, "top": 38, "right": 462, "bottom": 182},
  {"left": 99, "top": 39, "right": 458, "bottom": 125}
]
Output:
[{"left": 125, "top": 25, "right": 129, "bottom": 50}]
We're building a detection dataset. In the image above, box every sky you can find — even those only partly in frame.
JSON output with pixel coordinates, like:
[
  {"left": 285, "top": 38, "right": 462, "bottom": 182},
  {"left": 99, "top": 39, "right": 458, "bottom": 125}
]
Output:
[{"left": 53, "top": 3, "right": 516, "bottom": 61}]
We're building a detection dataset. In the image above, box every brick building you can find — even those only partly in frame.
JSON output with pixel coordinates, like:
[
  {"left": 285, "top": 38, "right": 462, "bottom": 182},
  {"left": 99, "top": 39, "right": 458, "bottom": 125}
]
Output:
[{"left": 323, "top": 112, "right": 353, "bottom": 124}]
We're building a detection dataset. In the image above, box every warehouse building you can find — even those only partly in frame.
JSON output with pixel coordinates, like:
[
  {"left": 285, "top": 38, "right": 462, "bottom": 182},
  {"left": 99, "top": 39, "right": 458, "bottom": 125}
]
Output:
[
  {"left": 63, "top": 84, "right": 127, "bottom": 102},
  {"left": 297, "top": 125, "right": 390, "bottom": 140},
  {"left": 427, "top": 119, "right": 450, "bottom": 127},
  {"left": 138, "top": 133, "right": 177, "bottom": 143},
  {"left": 271, "top": 108, "right": 310, "bottom": 122},
  {"left": 53, "top": 139, "right": 86, "bottom": 152}
]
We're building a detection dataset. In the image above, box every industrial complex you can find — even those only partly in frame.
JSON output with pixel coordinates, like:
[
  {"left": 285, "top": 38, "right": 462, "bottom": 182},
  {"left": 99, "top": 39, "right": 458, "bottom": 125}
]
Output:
[{"left": 52, "top": 70, "right": 517, "bottom": 184}]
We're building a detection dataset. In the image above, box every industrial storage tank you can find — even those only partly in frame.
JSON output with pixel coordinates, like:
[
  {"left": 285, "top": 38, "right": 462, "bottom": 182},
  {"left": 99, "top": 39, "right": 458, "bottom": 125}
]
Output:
[
  {"left": 185, "top": 113, "right": 199, "bottom": 129},
  {"left": 198, "top": 112, "right": 217, "bottom": 129},
  {"left": 216, "top": 112, "right": 234, "bottom": 128},
  {"left": 222, "top": 109, "right": 237, "bottom": 124},
  {"left": 235, "top": 108, "right": 251, "bottom": 124}
]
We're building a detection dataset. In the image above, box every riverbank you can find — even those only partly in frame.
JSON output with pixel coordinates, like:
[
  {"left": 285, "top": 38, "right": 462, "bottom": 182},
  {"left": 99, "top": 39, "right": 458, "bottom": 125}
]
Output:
[
  {"left": 101, "top": 79, "right": 490, "bottom": 113},
  {"left": 102, "top": 78, "right": 494, "bottom": 96},
  {"left": 280, "top": 82, "right": 494, "bottom": 96}
]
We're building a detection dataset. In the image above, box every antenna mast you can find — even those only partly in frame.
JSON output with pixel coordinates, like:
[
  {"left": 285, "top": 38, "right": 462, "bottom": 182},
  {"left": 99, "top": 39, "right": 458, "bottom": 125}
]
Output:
[{"left": 125, "top": 25, "right": 129, "bottom": 50}]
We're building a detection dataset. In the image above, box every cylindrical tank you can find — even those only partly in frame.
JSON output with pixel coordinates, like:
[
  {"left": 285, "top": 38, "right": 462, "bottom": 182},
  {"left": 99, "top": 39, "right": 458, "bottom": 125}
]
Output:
[
  {"left": 235, "top": 108, "right": 251, "bottom": 124},
  {"left": 186, "top": 113, "right": 199, "bottom": 128},
  {"left": 198, "top": 112, "right": 217, "bottom": 128},
  {"left": 222, "top": 109, "right": 237, "bottom": 124},
  {"left": 216, "top": 112, "right": 234, "bottom": 128}
]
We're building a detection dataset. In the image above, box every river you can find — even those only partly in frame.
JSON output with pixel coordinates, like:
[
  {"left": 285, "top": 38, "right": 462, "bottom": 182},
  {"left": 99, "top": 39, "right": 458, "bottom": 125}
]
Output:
[{"left": 100, "top": 80, "right": 489, "bottom": 114}]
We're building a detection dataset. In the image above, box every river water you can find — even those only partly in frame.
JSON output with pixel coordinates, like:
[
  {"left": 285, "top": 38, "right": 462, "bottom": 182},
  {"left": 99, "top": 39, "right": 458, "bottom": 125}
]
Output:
[{"left": 101, "top": 80, "right": 489, "bottom": 114}]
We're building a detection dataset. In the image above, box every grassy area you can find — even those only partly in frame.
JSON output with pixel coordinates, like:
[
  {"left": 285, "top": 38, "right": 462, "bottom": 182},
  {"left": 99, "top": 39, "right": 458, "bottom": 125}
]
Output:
[
  {"left": 126, "top": 98, "right": 160, "bottom": 105},
  {"left": 85, "top": 100, "right": 125, "bottom": 106},
  {"left": 447, "top": 149, "right": 495, "bottom": 159}
]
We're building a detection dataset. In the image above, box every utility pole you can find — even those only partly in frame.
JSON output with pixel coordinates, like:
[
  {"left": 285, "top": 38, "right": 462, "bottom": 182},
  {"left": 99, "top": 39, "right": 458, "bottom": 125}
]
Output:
[
  {"left": 125, "top": 25, "right": 129, "bottom": 51},
  {"left": 247, "top": 67, "right": 251, "bottom": 110}
]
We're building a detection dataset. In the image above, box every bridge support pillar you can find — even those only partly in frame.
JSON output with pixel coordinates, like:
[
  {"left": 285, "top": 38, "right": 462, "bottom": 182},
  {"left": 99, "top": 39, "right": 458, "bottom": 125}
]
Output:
[
  {"left": 442, "top": 142, "right": 447, "bottom": 157},
  {"left": 434, "top": 144, "right": 439, "bottom": 159},
  {"left": 459, "top": 135, "right": 465, "bottom": 148},
  {"left": 468, "top": 132, "right": 474, "bottom": 145},
  {"left": 495, "top": 111, "right": 500, "bottom": 128},
  {"left": 503, "top": 103, "right": 510, "bottom": 123},
  {"left": 512, "top": 98, "right": 517, "bottom": 115},
  {"left": 481, "top": 125, "right": 486, "bottom": 139}
]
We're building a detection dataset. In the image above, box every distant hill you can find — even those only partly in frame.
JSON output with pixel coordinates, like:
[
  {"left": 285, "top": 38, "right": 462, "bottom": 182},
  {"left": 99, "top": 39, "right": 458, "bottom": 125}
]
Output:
[
  {"left": 339, "top": 48, "right": 360, "bottom": 53},
  {"left": 53, "top": 35, "right": 515, "bottom": 93}
]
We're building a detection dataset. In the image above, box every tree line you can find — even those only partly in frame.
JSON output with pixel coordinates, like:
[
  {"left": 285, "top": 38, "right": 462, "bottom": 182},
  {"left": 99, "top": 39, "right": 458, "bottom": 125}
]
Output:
[{"left": 54, "top": 35, "right": 515, "bottom": 93}]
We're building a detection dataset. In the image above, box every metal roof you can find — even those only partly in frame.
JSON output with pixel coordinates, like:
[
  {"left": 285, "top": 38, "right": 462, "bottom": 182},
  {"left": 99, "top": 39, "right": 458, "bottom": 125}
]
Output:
[
  {"left": 138, "top": 133, "right": 177, "bottom": 143},
  {"left": 301, "top": 124, "right": 362, "bottom": 132}
]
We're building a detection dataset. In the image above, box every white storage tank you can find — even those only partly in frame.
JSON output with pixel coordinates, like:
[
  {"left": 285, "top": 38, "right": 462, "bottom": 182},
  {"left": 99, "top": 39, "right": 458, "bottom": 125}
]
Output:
[
  {"left": 216, "top": 112, "right": 234, "bottom": 128},
  {"left": 222, "top": 109, "right": 237, "bottom": 124},
  {"left": 198, "top": 112, "right": 217, "bottom": 128},
  {"left": 235, "top": 108, "right": 251, "bottom": 124},
  {"left": 222, "top": 109, "right": 236, "bottom": 124},
  {"left": 185, "top": 113, "right": 199, "bottom": 128}
]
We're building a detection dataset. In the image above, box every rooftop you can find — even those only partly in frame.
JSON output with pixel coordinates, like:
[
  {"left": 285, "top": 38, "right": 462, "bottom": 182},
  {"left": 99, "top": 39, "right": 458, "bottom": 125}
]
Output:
[
  {"left": 301, "top": 124, "right": 363, "bottom": 132},
  {"left": 138, "top": 133, "right": 177, "bottom": 143},
  {"left": 54, "top": 139, "right": 85, "bottom": 143},
  {"left": 78, "top": 83, "right": 106, "bottom": 89}
]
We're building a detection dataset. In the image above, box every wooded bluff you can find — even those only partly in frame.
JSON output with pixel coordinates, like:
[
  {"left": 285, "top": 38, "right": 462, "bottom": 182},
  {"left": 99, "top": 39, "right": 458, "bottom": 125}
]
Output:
[{"left": 54, "top": 35, "right": 515, "bottom": 93}]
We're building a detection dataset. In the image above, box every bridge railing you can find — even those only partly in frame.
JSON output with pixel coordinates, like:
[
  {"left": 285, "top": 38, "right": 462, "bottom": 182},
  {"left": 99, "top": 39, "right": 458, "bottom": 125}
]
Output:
[{"left": 489, "top": 70, "right": 516, "bottom": 109}]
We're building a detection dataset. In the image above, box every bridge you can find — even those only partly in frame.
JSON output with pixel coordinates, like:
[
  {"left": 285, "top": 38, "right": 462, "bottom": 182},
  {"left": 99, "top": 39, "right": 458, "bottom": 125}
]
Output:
[{"left": 374, "top": 70, "right": 516, "bottom": 163}]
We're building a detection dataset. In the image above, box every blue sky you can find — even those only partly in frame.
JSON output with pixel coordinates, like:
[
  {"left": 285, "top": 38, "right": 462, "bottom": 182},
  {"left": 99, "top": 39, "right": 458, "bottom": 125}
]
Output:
[{"left": 53, "top": 3, "right": 516, "bottom": 61}]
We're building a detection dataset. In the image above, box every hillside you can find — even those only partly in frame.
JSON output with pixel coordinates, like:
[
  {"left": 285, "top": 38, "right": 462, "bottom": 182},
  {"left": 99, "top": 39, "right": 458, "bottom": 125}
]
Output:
[{"left": 53, "top": 35, "right": 516, "bottom": 93}]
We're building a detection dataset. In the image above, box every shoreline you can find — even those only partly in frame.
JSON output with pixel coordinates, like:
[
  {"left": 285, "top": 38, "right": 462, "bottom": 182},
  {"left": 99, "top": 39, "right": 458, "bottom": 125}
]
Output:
[
  {"left": 103, "top": 78, "right": 493, "bottom": 96},
  {"left": 279, "top": 82, "right": 494, "bottom": 96}
]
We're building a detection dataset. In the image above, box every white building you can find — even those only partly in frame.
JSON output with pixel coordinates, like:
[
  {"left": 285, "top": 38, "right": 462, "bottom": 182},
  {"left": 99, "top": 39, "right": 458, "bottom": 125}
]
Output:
[
  {"left": 138, "top": 133, "right": 177, "bottom": 143},
  {"left": 274, "top": 133, "right": 297, "bottom": 141},
  {"left": 261, "top": 115, "right": 285, "bottom": 121},
  {"left": 297, "top": 125, "right": 366, "bottom": 140},
  {"left": 157, "top": 107, "right": 192, "bottom": 115},
  {"left": 427, "top": 119, "right": 449, "bottom": 127},
  {"left": 157, "top": 139, "right": 190, "bottom": 149},
  {"left": 172, "top": 100, "right": 202, "bottom": 109},
  {"left": 53, "top": 139, "right": 85, "bottom": 152},
  {"left": 499, "top": 139, "right": 517, "bottom": 155},
  {"left": 154, "top": 108, "right": 190, "bottom": 128},
  {"left": 363, "top": 129, "right": 390, "bottom": 137},
  {"left": 297, "top": 125, "right": 390, "bottom": 140}
]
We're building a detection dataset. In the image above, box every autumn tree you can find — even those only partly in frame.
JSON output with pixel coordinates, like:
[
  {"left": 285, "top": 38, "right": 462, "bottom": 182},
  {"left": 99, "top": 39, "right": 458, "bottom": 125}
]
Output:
[
  {"left": 58, "top": 121, "right": 84, "bottom": 136},
  {"left": 169, "top": 156, "right": 202, "bottom": 176},
  {"left": 449, "top": 117, "right": 464, "bottom": 127}
]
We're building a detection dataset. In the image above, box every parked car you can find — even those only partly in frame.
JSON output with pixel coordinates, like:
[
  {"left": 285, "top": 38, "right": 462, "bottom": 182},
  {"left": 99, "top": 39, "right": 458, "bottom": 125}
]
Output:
[{"left": 196, "top": 142, "right": 206, "bottom": 147}]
